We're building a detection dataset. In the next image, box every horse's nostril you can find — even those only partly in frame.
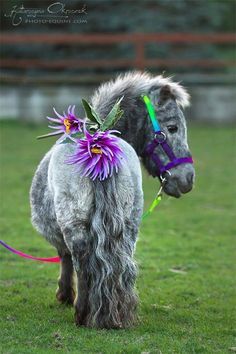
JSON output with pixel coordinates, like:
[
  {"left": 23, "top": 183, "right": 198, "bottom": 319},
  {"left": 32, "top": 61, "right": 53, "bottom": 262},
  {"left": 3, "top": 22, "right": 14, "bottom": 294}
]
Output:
[{"left": 186, "top": 172, "right": 194, "bottom": 185}]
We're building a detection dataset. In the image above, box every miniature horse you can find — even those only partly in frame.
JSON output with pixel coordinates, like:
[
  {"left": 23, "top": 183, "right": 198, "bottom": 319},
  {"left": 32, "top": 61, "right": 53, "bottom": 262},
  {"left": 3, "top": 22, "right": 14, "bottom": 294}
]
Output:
[{"left": 30, "top": 72, "right": 194, "bottom": 329}]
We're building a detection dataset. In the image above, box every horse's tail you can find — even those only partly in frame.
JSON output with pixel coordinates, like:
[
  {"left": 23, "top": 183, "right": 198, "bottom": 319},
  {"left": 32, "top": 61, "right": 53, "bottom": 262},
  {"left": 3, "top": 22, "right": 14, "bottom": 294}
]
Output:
[{"left": 75, "top": 175, "right": 138, "bottom": 329}]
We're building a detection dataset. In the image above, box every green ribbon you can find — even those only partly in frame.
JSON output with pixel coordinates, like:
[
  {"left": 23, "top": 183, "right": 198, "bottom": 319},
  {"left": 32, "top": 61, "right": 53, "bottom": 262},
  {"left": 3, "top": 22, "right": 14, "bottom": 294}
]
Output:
[
  {"left": 142, "top": 194, "right": 162, "bottom": 220},
  {"left": 142, "top": 95, "right": 161, "bottom": 132}
]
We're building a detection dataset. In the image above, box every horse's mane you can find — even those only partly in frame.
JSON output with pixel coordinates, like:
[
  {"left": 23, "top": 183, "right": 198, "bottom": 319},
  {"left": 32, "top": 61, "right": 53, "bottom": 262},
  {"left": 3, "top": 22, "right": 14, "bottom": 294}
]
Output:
[{"left": 92, "top": 71, "right": 190, "bottom": 111}]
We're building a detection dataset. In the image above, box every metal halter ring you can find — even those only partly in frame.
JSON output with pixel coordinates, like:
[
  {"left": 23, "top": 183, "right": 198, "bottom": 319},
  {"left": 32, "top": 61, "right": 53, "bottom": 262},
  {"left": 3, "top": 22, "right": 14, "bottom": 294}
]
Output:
[
  {"left": 160, "top": 170, "right": 171, "bottom": 183},
  {"left": 154, "top": 131, "right": 166, "bottom": 144}
]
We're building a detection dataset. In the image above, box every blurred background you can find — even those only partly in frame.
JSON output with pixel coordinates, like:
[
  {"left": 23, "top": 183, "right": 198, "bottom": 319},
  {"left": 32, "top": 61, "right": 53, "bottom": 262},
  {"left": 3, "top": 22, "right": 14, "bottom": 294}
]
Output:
[
  {"left": 1, "top": 3, "right": 236, "bottom": 351},
  {"left": 0, "top": 0, "right": 235, "bottom": 123}
]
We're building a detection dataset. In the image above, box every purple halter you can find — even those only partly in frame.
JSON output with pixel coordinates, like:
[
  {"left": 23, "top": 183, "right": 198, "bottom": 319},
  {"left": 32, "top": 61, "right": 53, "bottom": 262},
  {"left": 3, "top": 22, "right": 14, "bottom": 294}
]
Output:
[{"left": 142, "top": 95, "right": 193, "bottom": 180}]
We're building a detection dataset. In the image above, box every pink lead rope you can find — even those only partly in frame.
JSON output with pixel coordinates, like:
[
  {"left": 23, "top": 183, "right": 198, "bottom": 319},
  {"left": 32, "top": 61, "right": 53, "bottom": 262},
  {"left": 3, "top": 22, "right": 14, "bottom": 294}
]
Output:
[{"left": 0, "top": 240, "right": 61, "bottom": 263}]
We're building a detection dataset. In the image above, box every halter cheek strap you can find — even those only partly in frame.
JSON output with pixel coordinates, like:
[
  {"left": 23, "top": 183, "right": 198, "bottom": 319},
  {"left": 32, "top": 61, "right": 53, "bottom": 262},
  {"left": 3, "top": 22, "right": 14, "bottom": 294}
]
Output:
[{"left": 142, "top": 95, "right": 193, "bottom": 178}]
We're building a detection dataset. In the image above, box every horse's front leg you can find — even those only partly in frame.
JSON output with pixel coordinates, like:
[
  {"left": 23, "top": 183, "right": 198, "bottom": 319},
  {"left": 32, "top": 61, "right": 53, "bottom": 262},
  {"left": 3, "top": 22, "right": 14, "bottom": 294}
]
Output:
[{"left": 56, "top": 252, "right": 75, "bottom": 305}]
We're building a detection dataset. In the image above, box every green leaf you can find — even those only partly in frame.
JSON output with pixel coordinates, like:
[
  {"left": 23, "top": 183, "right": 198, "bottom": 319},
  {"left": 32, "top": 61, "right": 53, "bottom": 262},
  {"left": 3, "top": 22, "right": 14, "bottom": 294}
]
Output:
[
  {"left": 82, "top": 99, "right": 102, "bottom": 125},
  {"left": 36, "top": 132, "right": 63, "bottom": 140},
  {"left": 100, "top": 96, "right": 124, "bottom": 131}
]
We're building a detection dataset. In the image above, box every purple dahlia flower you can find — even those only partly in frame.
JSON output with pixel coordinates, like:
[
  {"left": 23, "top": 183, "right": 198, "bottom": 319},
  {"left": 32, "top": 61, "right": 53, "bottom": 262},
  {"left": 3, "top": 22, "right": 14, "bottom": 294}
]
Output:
[
  {"left": 66, "top": 129, "right": 125, "bottom": 181},
  {"left": 39, "top": 105, "right": 84, "bottom": 142}
]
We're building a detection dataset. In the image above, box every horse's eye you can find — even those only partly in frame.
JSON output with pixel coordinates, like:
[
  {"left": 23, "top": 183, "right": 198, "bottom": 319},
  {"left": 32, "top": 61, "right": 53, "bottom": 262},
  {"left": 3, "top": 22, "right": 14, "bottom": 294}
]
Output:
[{"left": 167, "top": 125, "right": 178, "bottom": 134}]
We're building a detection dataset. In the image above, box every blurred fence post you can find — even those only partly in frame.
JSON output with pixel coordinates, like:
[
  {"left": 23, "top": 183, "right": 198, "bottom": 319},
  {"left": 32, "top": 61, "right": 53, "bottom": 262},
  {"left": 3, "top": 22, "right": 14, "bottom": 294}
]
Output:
[{"left": 135, "top": 40, "right": 145, "bottom": 70}]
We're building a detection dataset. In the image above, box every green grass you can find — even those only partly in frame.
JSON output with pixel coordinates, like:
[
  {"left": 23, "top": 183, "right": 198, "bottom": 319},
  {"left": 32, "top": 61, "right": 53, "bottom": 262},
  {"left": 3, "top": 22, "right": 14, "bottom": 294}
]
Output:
[{"left": 0, "top": 121, "right": 235, "bottom": 354}]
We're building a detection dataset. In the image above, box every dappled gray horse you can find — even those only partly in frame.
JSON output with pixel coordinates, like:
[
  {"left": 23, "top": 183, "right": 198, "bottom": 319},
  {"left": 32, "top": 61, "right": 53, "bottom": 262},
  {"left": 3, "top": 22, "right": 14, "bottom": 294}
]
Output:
[{"left": 30, "top": 71, "right": 195, "bottom": 329}]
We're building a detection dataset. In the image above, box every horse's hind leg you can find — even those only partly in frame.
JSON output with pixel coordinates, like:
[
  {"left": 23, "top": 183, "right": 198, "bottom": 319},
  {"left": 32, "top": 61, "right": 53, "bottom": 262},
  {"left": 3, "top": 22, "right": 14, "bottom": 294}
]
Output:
[
  {"left": 62, "top": 222, "right": 90, "bottom": 326},
  {"left": 56, "top": 252, "right": 75, "bottom": 305},
  {"left": 74, "top": 267, "right": 89, "bottom": 326}
]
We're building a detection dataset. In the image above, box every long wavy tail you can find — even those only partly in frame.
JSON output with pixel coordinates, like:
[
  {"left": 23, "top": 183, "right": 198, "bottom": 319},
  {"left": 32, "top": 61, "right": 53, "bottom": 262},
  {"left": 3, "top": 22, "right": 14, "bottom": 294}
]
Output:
[{"left": 74, "top": 175, "right": 138, "bottom": 329}]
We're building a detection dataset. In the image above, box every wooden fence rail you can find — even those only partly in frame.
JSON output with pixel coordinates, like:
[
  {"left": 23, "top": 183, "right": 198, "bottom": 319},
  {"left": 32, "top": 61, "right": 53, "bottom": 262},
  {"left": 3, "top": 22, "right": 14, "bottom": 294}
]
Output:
[
  {"left": 0, "top": 32, "right": 235, "bottom": 74},
  {"left": 1, "top": 32, "right": 235, "bottom": 44}
]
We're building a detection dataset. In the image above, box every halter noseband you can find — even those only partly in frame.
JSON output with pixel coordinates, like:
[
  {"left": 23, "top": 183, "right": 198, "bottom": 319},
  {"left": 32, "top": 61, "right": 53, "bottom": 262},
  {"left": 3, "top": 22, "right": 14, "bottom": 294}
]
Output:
[{"left": 142, "top": 95, "right": 193, "bottom": 180}]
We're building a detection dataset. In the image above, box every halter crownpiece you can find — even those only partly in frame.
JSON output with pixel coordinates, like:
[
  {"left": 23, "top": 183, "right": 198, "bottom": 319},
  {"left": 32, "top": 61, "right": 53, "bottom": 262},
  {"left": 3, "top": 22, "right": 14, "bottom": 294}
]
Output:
[{"left": 142, "top": 95, "right": 193, "bottom": 180}]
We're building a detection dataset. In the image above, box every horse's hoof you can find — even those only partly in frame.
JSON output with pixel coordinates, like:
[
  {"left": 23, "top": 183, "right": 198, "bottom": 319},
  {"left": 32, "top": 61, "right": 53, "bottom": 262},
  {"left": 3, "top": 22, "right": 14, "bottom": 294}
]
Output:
[{"left": 56, "top": 287, "right": 75, "bottom": 305}]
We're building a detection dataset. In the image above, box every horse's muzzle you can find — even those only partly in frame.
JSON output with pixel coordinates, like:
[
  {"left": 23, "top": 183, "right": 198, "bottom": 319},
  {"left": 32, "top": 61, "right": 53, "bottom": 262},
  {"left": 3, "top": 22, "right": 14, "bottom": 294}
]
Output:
[{"left": 163, "top": 165, "right": 195, "bottom": 198}]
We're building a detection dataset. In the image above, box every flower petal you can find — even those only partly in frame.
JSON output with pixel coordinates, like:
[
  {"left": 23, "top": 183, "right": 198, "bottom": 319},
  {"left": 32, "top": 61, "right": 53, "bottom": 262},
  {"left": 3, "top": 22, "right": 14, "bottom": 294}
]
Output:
[
  {"left": 53, "top": 107, "right": 65, "bottom": 119},
  {"left": 65, "top": 130, "right": 124, "bottom": 181}
]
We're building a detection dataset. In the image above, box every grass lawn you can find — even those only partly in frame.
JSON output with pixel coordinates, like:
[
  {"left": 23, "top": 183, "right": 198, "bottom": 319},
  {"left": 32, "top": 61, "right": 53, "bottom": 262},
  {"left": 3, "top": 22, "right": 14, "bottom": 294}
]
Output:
[{"left": 0, "top": 121, "right": 235, "bottom": 354}]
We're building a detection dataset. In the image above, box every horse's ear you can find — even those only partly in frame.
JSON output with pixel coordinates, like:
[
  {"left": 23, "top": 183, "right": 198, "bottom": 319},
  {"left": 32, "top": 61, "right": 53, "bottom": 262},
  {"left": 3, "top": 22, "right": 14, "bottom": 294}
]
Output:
[
  {"left": 159, "top": 85, "right": 174, "bottom": 105},
  {"left": 149, "top": 84, "right": 174, "bottom": 106}
]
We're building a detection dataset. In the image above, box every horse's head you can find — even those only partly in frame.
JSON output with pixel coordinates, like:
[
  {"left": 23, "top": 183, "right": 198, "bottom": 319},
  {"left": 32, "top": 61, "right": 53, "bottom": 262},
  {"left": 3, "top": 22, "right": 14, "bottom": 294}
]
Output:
[
  {"left": 91, "top": 71, "right": 195, "bottom": 198},
  {"left": 142, "top": 84, "right": 195, "bottom": 198}
]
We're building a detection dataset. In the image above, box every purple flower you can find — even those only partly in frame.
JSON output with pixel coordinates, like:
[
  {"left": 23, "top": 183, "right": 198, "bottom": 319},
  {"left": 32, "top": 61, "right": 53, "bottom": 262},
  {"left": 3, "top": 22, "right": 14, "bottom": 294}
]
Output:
[
  {"left": 38, "top": 105, "right": 84, "bottom": 142},
  {"left": 66, "top": 129, "right": 125, "bottom": 181}
]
